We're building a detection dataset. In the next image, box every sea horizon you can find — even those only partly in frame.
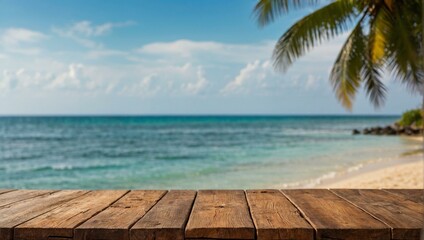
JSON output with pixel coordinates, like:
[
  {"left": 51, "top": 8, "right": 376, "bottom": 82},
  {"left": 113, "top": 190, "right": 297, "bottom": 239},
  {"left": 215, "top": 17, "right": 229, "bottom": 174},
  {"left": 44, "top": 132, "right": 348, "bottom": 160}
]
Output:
[
  {"left": 0, "top": 115, "right": 419, "bottom": 189},
  {"left": 0, "top": 113, "right": 402, "bottom": 116}
]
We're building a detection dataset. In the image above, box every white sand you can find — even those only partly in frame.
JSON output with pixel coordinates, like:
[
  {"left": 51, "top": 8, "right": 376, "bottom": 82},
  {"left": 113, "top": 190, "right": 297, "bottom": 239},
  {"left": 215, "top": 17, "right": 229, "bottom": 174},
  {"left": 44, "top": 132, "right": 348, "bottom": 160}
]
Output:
[
  {"left": 317, "top": 153, "right": 423, "bottom": 189},
  {"left": 273, "top": 136, "right": 424, "bottom": 189}
]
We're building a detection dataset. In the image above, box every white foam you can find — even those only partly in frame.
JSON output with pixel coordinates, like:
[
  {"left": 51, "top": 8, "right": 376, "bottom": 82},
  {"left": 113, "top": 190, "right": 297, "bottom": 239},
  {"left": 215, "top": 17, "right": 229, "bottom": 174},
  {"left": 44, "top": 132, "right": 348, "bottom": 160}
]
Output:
[{"left": 51, "top": 164, "right": 73, "bottom": 170}]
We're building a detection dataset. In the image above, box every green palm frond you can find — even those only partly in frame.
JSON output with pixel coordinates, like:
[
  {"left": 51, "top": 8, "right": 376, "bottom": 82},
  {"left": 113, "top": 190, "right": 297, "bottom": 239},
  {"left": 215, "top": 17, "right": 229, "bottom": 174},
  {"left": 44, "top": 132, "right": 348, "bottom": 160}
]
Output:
[
  {"left": 255, "top": 0, "right": 423, "bottom": 110},
  {"left": 330, "top": 21, "right": 365, "bottom": 110},
  {"left": 387, "top": 1, "right": 423, "bottom": 93},
  {"left": 363, "top": 3, "right": 389, "bottom": 108},
  {"left": 368, "top": 4, "right": 391, "bottom": 65},
  {"left": 272, "top": 1, "right": 359, "bottom": 72},
  {"left": 254, "top": 0, "right": 321, "bottom": 26},
  {"left": 362, "top": 58, "right": 387, "bottom": 108}
]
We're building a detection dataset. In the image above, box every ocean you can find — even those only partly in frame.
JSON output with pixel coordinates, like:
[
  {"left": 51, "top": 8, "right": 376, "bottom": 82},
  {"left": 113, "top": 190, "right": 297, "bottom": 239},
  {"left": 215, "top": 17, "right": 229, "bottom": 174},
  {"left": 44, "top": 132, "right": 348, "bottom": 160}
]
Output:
[{"left": 0, "top": 116, "right": 419, "bottom": 189}]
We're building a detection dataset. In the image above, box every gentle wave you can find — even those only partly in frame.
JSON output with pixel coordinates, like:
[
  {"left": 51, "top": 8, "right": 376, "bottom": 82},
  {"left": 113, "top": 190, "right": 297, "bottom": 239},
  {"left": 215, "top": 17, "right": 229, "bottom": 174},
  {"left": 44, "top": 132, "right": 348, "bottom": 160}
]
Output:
[
  {"left": 1, "top": 115, "right": 415, "bottom": 189},
  {"left": 279, "top": 156, "right": 397, "bottom": 188},
  {"left": 4, "top": 162, "right": 128, "bottom": 173}
]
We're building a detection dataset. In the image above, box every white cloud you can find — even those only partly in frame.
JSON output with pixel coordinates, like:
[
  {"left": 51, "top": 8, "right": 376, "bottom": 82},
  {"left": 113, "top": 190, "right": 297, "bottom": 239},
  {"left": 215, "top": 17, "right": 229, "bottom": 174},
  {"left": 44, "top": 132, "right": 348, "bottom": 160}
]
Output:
[
  {"left": 0, "top": 59, "right": 209, "bottom": 97},
  {"left": 0, "top": 28, "right": 47, "bottom": 55},
  {"left": 221, "top": 60, "right": 273, "bottom": 94},
  {"left": 305, "top": 74, "right": 321, "bottom": 89},
  {"left": 1, "top": 28, "right": 47, "bottom": 46},
  {"left": 0, "top": 35, "right": 345, "bottom": 98},
  {"left": 181, "top": 65, "right": 208, "bottom": 94},
  {"left": 65, "top": 21, "right": 134, "bottom": 37},
  {"left": 47, "top": 64, "right": 83, "bottom": 90},
  {"left": 0, "top": 68, "right": 54, "bottom": 91},
  {"left": 220, "top": 58, "right": 330, "bottom": 95},
  {"left": 9, "top": 48, "right": 43, "bottom": 55},
  {"left": 138, "top": 40, "right": 222, "bottom": 57},
  {"left": 137, "top": 39, "right": 274, "bottom": 63},
  {"left": 118, "top": 63, "right": 209, "bottom": 97},
  {"left": 86, "top": 49, "right": 128, "bottom": 59},
  {"left": 53, "top": 20, "right": 135, "bottom": 49}
]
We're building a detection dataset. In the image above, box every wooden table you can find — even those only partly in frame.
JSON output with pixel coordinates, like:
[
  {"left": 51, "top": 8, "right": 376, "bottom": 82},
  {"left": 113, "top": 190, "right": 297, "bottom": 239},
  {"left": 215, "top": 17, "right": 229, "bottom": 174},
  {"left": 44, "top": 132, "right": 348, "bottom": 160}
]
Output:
[{"left": 0, "top": 189, "right": 422, "bottom": 240}]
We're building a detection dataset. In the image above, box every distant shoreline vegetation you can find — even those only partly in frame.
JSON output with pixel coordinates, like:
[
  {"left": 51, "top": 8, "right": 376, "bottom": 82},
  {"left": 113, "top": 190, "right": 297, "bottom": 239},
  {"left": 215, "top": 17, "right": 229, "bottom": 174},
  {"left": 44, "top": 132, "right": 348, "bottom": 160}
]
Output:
[
  {"left": 353, "top": 109, "right": 423, "bottom": 136},
  {"left": 0, "top": 114, "right": 401, "bottom": 118}
]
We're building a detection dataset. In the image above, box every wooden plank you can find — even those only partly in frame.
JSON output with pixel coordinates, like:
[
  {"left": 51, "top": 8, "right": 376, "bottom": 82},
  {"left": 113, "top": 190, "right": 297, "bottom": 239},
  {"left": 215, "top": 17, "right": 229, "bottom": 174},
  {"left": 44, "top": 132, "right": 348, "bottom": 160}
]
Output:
[
  {"left": 0, "top": 189, "right": 15, "bottom": 195},
  {"left": 246, "top": 190, "right": 313, "bottom": 240},
  {"left": 14, "top": 190, "right": 128, "bottom": 240},
  {"left": 185, "top": 190, "right": 255, "bottom": 240},
  {"left": 282, "top": 189, "right": 390, "bottom": 240},
  {"left": 383, "top": 189, "right": 424, "bottom": 203},
  {"left": 0, "top": 190, "right": 87, "bottom": 240},
  {"left": 130, "top": 190, "right": 196, "bottom": 240},
  {"left": 74, "top": 190, "right": 166, "bottom": 240},
  {"left": 332, "top": 189, "right": 424, "bottom": 240},
  {"left": 0, "top": 190, "right": 56, "bottom": 207}
]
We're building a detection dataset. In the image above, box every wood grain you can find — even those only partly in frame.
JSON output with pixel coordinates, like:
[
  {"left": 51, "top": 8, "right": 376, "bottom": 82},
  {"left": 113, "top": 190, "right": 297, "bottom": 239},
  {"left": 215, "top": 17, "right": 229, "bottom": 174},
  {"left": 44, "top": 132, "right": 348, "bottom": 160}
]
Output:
[
  {"left": 14, "top": 190, "right": 128, "bottom": 240},
  {"left": 131, "top": 190, "right": 196, "bottom": 240},
  {"left": 246, "top": 190, "right": 313, "bottom": 240},
  {"left": 74, "top": 190, "right": 166, "bottom": 240},
  {"left": 0, "top": 190, "right": 55, "bottom": 207},
  {"left": 383, "top": 189, "right": 424, "bottom": 203},
  {"left": 332, "top": 189, "right": 424, "bottom": 240},
  {"left": 2, "top": 189, "right": 423, "bottom": 240},
  {"left": 0, "top": 189, "right": 15, "bottom": 195},
  {"left": 282, "top": 189, "right": 390, "bottom": 240},
  {"left": 0, "top": 190, "right": 87, "bottom": 240},
  {"left": 185, "top": 190, "right": 255, "bottom": 240}
]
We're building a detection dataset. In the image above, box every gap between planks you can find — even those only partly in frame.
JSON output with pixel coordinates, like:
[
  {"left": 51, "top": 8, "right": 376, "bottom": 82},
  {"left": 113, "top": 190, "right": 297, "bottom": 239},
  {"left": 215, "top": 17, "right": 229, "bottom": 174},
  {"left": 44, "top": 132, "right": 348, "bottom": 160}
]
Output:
[{"left": 1, "top": 189, "right": 422, "bottom": 240}]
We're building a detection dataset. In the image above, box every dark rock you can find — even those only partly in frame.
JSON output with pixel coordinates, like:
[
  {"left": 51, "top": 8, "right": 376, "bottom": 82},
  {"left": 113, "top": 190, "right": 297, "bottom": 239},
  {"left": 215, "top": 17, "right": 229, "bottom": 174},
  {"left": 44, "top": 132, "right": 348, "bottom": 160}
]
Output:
[
  {"left": 382, "top": 126, "right": 396, "bottom": 135},
  {"left": 397, "top": 127, "right": 405, "bottom": 134},
  {"left": 363, "top": 128, "right": 371, "bottom": 134},
  {"left": 374, "top": 126, "right": 384, "bottom": 135},
  {"left": 404, "top": 127, "right": 414, "bottom": 135},
  {"left": 383, "top": 126, "right": 393, "bottom": 131},
  {"left": 387, "top": 130, "right": 397, "bottom": 135},
  {"left": 356, "top": 124, "right": 422, "bottom": 136}
]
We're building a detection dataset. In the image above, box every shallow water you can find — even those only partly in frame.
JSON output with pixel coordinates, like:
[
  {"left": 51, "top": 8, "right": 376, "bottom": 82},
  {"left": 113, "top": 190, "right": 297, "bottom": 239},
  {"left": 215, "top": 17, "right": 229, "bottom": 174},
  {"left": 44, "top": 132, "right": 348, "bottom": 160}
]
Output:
[{"left": 0, "top": 116, "right": 419, "bottom": 189}]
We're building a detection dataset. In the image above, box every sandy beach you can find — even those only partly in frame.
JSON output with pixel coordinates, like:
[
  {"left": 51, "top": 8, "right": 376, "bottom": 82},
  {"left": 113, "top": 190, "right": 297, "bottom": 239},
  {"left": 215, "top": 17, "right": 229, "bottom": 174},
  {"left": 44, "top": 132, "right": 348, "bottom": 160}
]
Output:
[
  {"left": 313, "top": 136, "right": 424, "bottom": 189},
  {"left": 316, "top": 136, "right": 423, "bottom": 189},
  {"left": 314, "top": 134, "right": 424, "bottom": 188},
  {"left": 270, "top": 136, "right": 424, "bottom": 189},
  {"left": 317, "top": 154, "right": 423, "bottom": 188}
]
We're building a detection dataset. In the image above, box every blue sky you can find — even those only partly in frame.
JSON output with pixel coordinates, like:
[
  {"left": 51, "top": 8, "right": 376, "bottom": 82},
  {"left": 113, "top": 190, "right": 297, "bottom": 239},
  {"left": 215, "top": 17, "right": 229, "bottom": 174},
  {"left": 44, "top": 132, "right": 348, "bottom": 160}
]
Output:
[{"left": 0, "top": 0, "right": 420, "bottom": 115}]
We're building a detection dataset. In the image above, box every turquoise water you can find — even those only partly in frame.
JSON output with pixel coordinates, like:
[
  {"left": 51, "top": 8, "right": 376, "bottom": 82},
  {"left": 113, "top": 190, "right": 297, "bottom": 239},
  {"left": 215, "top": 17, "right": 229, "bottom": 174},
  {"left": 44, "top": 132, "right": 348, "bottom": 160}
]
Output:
[{"left": 0, "top": 116, "right": 420, "bottom": 189}]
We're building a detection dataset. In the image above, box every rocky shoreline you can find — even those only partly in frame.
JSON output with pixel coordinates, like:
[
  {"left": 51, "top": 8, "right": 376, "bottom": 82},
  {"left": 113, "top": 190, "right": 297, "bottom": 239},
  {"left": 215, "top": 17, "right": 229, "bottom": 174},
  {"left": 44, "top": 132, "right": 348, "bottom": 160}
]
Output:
[{"left": 353, "top": 125, "right": 423, "bottom": 136}]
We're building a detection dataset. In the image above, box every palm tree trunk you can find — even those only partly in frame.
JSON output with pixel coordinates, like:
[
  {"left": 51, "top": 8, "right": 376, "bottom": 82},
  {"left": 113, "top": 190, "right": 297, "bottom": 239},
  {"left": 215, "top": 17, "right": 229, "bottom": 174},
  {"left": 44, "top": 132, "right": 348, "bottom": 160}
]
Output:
[{"left": 421, "top": 0, "right": 424, "bottom": 159}]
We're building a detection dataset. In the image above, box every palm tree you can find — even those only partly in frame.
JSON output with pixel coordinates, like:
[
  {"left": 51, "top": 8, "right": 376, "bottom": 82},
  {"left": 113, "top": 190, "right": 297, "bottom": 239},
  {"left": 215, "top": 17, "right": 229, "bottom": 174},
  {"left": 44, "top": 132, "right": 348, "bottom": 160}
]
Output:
[{"left": 254, "top": 0, "right": 423, "bottom": 110}]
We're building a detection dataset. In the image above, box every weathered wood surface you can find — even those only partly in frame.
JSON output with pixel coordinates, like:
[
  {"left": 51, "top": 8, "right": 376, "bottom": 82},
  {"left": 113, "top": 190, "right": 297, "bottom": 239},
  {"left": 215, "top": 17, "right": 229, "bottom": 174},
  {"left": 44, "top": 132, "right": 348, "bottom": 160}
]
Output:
[
  {"left": 131, "top": 190, "right": 196, "bottom": 240},
  {"left": 75, "top": 190, "right": 166, "bottom": 240},
  {"left": 0, "top": 190, "right": 87, "bottom": 240},
  {"left": 384, "top": 189, "right": 424, "bottom": 203},
  {"left": 282, "top": 189, "right": 390, "bottom": 240},
  {"left": 332, "top": 189, "right": 424, "bottom": 240},
  {"left": 246, "top": 190, "right": 313, "bottom": 240},
  {"left": 0, "top": 190, "right": 15, "bottom": 195},
  {"left": 14, "top": 190, "right": 127, "bottom": 240},
  {"left": 0, "top": 189, "right": 422, "bottom": 240},
  {"left": 185, "top": 190, "right": 255, "bottom": 240},
  {"left": 0, "top": 190, "right": 55, "bottom": 208}
]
